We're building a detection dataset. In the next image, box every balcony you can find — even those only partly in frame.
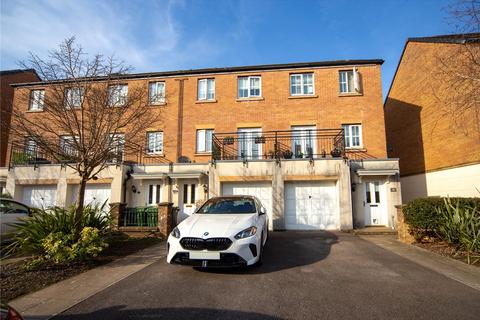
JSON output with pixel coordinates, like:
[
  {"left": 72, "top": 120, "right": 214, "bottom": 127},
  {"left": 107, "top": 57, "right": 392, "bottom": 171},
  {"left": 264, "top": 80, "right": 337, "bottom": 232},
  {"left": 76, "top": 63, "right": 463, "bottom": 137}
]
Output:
[
  {"left": 212, "top": 128, "right": 346, "bottom": 161},
  {"left": 8, "top": 143, "right": 124, "bottom": 169}
]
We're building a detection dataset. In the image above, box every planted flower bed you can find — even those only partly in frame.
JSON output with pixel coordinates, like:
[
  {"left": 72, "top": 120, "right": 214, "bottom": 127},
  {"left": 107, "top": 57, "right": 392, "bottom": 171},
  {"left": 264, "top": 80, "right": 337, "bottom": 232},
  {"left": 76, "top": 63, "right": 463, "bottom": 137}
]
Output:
[
  {"left": 403, "top": 197, "right": 480, "bottom": 265},
  {"left": 1, "top": 204, "right": 162, "bottom": 301}
]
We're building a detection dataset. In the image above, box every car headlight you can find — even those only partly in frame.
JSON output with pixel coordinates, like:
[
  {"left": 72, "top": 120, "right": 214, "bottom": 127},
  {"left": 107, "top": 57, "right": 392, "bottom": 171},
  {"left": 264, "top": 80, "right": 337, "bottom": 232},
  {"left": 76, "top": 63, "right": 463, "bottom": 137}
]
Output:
[
  {"left": 234, "top": 226, "right": 257, "bottom": 239},
  {"left": 171, "top": 226, "right": 181, "bottom": 239}
]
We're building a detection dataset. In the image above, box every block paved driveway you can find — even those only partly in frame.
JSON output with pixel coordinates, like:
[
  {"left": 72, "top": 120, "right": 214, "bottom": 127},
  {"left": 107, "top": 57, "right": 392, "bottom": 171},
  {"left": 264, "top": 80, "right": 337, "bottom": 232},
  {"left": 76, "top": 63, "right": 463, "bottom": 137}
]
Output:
[{"left": 54, "top": 231, "right": 480, "bottom": 320}]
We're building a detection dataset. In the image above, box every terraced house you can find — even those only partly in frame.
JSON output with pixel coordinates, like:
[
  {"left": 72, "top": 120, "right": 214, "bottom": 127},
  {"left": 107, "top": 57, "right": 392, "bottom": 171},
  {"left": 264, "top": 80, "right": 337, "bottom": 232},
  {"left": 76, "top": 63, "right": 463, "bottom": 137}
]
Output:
[{"left": 1, "top": 59, "right": 402, "bottom": 231}]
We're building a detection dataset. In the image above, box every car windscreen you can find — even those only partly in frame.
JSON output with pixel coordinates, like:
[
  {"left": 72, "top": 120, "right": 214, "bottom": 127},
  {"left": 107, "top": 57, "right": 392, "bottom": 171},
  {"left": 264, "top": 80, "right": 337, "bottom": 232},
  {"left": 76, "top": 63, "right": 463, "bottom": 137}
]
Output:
[
  {"left": 196, "top": 198, "right": 257, "bottom": 214},
  {"left": 0, "top": 200, "right": 29, "bottom": 214}
]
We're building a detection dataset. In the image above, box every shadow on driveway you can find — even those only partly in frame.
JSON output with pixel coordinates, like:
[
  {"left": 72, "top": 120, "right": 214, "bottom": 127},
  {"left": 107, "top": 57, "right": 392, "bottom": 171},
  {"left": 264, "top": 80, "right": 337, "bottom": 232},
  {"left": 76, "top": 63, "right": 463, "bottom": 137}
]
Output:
[
  {"left": 194, "top": 230, "right": 338, "bottom": 275},
  {"left": 53, "top": 305, "right": 284, "bottom": 320}
]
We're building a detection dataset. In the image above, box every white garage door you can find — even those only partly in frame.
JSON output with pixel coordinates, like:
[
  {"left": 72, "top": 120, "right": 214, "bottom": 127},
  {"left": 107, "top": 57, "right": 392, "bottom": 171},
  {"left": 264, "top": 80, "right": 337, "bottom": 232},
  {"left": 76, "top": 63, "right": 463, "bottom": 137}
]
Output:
[
  {"left": 84, "top": 184, "right": 111, "bottom": 208},
  {"left": 22, "top": 185, "right": 57, "bottom": 209},
  {"left": 71, "top": 184, "right": 111, "bottom": 211},
  {"left": 221, "top": 182, "right": 273, "bottom": 229},
  {"left": 284, "top": 181, "right": 339, "bottom": 230}
]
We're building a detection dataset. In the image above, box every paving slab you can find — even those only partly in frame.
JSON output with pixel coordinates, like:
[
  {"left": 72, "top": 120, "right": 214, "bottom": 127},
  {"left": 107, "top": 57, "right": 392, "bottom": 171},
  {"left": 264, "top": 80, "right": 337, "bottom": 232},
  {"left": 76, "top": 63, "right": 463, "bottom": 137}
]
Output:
[{"left": 360, "top": 235, "right": 480, "bottom": 291}]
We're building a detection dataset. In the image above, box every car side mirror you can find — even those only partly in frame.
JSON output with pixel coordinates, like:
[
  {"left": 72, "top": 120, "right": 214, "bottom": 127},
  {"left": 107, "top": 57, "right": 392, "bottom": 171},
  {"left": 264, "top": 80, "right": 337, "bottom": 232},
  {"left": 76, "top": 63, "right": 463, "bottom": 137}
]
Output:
[{"left": 259, "top": 207, "right": 266, "bottom": 215}]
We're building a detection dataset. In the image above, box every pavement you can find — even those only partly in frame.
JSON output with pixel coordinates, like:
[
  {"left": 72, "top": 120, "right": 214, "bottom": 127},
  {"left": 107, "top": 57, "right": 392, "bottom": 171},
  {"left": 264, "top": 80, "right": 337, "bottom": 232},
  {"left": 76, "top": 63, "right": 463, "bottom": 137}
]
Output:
[
  {"left": 10, "top": 242, "right": 166, "bottom": 320},
  {"left": 11, "top": 231, "right": 480, "bottom": 320}
]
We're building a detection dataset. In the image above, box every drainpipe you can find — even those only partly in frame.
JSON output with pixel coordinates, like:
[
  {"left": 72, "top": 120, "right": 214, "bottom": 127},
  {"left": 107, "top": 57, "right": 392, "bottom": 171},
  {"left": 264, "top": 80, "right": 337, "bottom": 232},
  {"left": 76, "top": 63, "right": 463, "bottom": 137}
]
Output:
[
  {"left": 175, "top": 78, "right": 186, "bottom": 162},
  {"left": 122, "top": 165, "right": 134, "bottom": 204}
]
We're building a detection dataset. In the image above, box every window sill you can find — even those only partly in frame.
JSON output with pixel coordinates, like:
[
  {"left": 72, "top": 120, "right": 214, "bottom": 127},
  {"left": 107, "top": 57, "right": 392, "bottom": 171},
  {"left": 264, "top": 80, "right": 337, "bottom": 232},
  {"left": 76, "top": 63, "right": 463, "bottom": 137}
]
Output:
[
  {"left": 288, "top": 95, "right": 318, "bottom": 99},
  {"left": 236, "top": 97, "right": 264, "bottom": 102},
  {"left": 145, "top": 153, "right": 165, "bottom": 157},
  {"left": 345, "top": 148, "right": 366, "bottom": 152},
  {"left": 195, "top": 152, "right": 212, "bottom": 156},
  {"left": 26, "top": 109, "right": 44, "bottom": 113},
  {"left": 339, "top": 92, "right": 363, "bottom": 97},
  {"left": 149, "top": 102, "right": 166, "bottom": 107},
  {"left": 195, "top": 100, "right": 217, "bottom": 104}
]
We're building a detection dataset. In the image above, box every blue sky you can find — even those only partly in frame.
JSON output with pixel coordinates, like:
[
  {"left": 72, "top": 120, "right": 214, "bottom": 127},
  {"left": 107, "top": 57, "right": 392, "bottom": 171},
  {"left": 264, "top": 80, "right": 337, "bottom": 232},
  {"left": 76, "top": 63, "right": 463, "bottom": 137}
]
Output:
[{"left": 1, "top": 0, "right": 453, "bottom": 98}]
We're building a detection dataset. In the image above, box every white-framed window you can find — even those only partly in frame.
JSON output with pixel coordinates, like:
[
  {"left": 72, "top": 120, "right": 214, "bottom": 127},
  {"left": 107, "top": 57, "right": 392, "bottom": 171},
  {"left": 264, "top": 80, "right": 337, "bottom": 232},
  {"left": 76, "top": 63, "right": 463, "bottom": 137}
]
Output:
[
  {"left": 149, "top": 81, "right": 165, "bottom": 105},
  {"left": 29, "top": 89, "right": 45, "bottom": 111},
  {"left": 196, "top": 129, "right": 214, "bottom": 153},
  {"left": 147, "top": 184, "right": 162, "bottom": 205},
  {"left": 64, "top": 87, "right": 84, "bottom": 108},
  {"left": 147, "top": 131, "right": 164, "bottom": 154},
  {"left": 59, "top": 135, "right": 79, "bottom": 156},
  {"left": 109, "top": 133, "right": 125, "bottom": 162},
  {"left": 238, "top": 76, "right": 261, "bottom": 98},
  {"left": 342, "top": 124, "right": 362, "bottom": 148},
  {"left": 291, "top": 125, "right": 316, "bottom": 158},
  {"left": 24, "top": 138, "right": 37, "bottom": 156},
  {"left": 108, "top": 84, "right": 128, "bottom": 106},
  {"left": 238, "top": 127, "right": 262, "bottom": 159},
  {"left": 197, "top": 79, "right": 215, "bottom": 101},
  {"left": 290, "top": 73, "right": 314, "bottom": 95},
  {"left": 339, "top": 70, "right": 360, "bottom": 93}
]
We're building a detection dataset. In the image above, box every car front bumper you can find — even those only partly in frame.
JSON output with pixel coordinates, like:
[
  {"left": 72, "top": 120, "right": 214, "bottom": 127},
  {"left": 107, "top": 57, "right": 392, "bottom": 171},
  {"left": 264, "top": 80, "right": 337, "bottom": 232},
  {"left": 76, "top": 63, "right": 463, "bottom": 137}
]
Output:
[{"left": 167, "top": 234, "right": 261, "bottom": 267}]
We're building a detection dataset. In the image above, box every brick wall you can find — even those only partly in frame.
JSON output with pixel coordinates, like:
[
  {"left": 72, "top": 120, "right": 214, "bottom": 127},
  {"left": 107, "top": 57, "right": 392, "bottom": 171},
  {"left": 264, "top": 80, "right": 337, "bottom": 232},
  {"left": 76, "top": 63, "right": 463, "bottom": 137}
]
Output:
[
  {"left": 384, "top": 42, "right": 480, "bottom": 176},
  {"left": 0, "top": 70, "right": 40, "bottom": 166},
  {"left": 8, "top": 63, "right": 387, "bottom": 165}
]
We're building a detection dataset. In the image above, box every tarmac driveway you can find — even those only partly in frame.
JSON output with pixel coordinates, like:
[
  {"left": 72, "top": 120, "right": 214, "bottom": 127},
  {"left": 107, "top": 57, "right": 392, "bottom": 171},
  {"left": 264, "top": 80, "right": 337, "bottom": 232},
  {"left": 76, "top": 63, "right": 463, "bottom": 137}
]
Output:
[{"left": 55, "top": 231, "right": 480, "bottom": 320}]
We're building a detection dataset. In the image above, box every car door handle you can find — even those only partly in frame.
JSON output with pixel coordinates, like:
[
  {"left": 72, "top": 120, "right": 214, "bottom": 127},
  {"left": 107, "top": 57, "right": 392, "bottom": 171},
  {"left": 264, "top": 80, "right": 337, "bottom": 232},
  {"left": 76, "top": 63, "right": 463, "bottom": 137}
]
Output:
[{"left": 370, "top": 204, "right": 378, "bottom": 207}]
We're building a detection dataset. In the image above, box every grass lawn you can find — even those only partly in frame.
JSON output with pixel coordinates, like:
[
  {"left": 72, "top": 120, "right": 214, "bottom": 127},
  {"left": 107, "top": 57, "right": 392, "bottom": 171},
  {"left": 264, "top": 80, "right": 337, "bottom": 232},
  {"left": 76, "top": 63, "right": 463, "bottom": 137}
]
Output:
[{"left": 0, "top": 233, "right": 162, "bottom": 302}]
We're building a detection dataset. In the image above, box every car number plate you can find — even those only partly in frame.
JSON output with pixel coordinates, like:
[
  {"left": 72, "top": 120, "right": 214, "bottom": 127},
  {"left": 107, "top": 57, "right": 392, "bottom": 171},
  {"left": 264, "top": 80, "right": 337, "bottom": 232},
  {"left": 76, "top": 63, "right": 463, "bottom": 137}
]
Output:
[{"left": 189, "top": 251, "right": 220, "bottom": 260}]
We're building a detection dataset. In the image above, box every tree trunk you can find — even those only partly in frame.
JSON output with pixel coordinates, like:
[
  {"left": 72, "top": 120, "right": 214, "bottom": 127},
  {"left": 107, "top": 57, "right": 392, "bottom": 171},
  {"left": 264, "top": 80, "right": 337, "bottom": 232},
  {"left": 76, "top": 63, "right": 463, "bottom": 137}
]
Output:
[{"left": 75, "top": 178, "right": 88, "bottom": 236}]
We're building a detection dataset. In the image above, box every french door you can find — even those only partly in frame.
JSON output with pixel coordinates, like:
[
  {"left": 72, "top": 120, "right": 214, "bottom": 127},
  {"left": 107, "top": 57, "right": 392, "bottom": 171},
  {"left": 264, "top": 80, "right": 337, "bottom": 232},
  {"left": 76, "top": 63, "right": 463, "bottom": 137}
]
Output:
[
  {"left": 291, "top": 126, "right": 316, "bottom": 158},
  {"left": 238, "top": 128, "right": 262, "bottom": 160}
]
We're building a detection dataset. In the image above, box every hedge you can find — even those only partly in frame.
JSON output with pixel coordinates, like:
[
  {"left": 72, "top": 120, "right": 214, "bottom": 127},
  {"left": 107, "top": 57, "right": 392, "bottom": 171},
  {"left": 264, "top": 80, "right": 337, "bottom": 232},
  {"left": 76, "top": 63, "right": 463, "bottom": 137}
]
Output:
[{"left": 403, "top": 197, "right": 480, "bottom": 240}]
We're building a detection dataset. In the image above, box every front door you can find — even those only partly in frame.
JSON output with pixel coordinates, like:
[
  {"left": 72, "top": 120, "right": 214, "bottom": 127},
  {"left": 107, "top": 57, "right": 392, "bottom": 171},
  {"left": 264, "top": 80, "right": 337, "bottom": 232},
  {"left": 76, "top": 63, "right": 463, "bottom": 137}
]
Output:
[
  {"left": 364, "top": 181, "right": 382, "bottom": 226},
  {"left": 178, "top": 183, "right": 197, "bottom": 223},
  {"left": 238, "top": 128, "right": 262, "bottom": 160}
]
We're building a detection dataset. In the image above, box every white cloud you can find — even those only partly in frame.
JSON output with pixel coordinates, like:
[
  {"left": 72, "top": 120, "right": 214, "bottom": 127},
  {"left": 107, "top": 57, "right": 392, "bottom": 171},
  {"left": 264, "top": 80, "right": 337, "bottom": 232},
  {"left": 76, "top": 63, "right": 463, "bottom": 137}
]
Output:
[{"left": 0, "top": 0, "right": 183, "bottom": 71}]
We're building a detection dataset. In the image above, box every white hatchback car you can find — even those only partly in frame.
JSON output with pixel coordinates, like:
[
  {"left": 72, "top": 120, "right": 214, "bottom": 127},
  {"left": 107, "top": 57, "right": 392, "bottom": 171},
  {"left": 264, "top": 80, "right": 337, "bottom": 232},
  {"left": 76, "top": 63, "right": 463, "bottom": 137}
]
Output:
[{"left": 167, "top": 195, "right": 268, "bottom": 267}]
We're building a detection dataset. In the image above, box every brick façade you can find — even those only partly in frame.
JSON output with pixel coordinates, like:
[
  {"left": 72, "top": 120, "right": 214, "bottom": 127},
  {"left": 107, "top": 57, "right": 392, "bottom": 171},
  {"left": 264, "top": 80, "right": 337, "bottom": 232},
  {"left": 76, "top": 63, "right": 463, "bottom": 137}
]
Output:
[{"left": 7, "top": 61, "right": 387, "bottom": 165}]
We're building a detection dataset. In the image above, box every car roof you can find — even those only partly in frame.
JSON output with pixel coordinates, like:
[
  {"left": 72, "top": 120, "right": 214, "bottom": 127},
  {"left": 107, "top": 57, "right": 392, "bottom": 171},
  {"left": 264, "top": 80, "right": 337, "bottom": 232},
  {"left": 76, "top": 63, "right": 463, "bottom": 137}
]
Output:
[
  {"left": 0, "top": 198, "right": 30, "bottom": 207},
  {"left": 210, "top": 195, "right": 257, "bottom": 200}
]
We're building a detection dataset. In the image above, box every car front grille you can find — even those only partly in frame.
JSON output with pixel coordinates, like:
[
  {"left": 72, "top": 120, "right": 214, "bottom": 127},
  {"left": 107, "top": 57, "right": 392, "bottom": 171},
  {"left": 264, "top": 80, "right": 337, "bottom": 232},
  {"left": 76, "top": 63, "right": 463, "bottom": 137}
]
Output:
[
  {"left": 180, "top": 237, "right": 233, "bottom": 251},
  {"left": 171, "top": 252, "right": 246, "bottom": 267}
]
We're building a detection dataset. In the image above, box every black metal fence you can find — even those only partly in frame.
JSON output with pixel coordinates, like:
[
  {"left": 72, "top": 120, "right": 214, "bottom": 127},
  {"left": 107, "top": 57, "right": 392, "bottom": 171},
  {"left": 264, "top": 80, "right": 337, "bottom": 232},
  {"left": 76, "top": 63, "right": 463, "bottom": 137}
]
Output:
[
  {"left": 120, "top": 206, "right": 158, "bottom": 227},
  {"left": 212, "top": 129, "right": 346, "bottom": 161}
]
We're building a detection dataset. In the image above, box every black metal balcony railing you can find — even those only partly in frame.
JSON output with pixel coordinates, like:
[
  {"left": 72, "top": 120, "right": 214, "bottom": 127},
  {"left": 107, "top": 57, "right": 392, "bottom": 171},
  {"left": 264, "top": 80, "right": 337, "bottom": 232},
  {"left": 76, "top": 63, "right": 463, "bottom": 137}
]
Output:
[
  {"left": 8, "top": 143, "right": 124, "bottom": 168},
  {"left": 212, "top": 129, "right": 345, "bottom": 161}
]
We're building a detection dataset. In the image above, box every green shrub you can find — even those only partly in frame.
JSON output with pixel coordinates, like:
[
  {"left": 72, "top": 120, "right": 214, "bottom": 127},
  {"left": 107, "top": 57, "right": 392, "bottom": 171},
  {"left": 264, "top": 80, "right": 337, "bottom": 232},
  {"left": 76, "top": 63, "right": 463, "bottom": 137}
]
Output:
[
  {"left": 6, "top": 203, "right": 111, "bottom": 259},
  {"left": 42, "top": 227, "right": 107, "bottom": 263},
  {"left": 404, "top": 197, "right": 480, "bottom": 240},
  {"left": 436, "top": 198, "right": 480, "bottom": 264}
]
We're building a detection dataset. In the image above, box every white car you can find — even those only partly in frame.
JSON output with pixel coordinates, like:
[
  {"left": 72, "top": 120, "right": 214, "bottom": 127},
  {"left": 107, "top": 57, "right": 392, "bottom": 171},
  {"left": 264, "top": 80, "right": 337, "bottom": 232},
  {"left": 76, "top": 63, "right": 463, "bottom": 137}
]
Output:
[
  {"left": 0, "top": 198, "right": 32, "bottom": 242},
  {"left": 167, "top": 195, "right": 268, "bottom": 267}
]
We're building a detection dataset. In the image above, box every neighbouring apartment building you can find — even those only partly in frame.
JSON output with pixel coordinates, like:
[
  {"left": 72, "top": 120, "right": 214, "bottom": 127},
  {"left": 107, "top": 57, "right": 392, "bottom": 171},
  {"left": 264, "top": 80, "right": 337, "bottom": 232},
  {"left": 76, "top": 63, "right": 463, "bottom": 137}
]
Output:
[
  {"left": 0, "top": 69, "right": 41, "bottom": 194},
  {"left": 2, "top": 60, "right": 401, "bottom": 230},
  {"left": 384, "top": 33, "right": 480, "bottom": 203}
]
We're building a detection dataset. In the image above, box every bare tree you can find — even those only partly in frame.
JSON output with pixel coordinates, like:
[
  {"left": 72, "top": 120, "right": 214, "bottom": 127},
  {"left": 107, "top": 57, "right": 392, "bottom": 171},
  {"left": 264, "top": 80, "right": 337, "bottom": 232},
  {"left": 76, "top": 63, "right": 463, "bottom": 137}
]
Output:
[
  {"left": 431, "top": 1, "right": 480, "bottom": 135},
  {"left": 445, "top": 0, "right": 480, "bottom": 32},
  {"left": 7, "top": 37, "right": 160, "bottom": 233}
]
